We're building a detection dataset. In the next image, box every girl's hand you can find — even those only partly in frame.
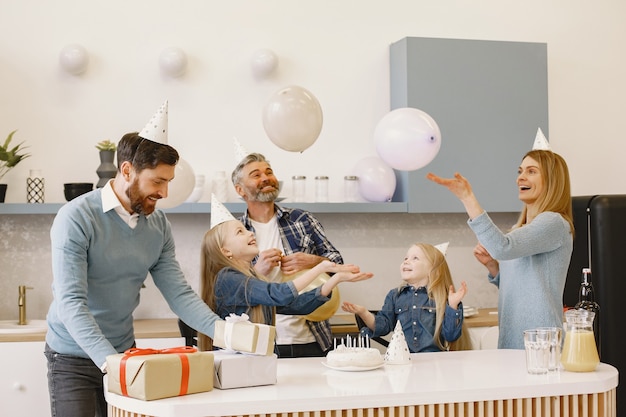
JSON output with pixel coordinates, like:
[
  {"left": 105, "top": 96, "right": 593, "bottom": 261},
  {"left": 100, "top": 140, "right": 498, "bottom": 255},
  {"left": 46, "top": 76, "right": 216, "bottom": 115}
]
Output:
[
  {"left": 321, "top": 270, "right": 373, "bottom": 296},
  {"left": 317, "top": 260, "right": 361, "bottom": 274},
  {"left": 341, "top": 301, "right": 367, "bottom": 315},
  {"left": 448, "top": 281, "right": 467, "bottom": 310}
]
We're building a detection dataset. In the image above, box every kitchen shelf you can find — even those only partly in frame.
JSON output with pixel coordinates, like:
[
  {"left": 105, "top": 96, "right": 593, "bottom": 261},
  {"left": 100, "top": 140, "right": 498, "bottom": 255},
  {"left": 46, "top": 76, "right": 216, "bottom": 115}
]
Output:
[{"left": 0, "top": 202, "right": 408, "bottom": 215}]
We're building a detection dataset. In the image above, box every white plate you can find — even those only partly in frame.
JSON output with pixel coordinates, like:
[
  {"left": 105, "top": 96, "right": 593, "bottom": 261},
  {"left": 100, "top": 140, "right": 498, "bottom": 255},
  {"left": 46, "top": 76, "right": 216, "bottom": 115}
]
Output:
[
  {"left": 464, "top": 310, "right": 478, "bottom": 318},
  {"left": 322, "top": 362, "right": 384, "bottom": 372}
]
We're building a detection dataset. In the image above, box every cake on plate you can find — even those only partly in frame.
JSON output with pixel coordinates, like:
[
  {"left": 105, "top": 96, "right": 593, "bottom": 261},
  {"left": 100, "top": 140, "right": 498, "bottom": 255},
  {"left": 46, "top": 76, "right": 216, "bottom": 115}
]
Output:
[{"left": 326, "top": 345, "right": 384, "bottom": 368}]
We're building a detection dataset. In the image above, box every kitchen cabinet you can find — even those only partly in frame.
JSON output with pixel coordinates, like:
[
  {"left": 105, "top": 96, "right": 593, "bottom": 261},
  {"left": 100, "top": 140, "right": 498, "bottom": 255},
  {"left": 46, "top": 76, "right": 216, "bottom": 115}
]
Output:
[
  {"left": 0, "top": 341, "right": 49, "bottom": 417},
  {"left": 390, "top": 37, "right": 549, "bottom": 213},
  {"left": 0, "top": 320, "right": 185, "bottom": 417}
]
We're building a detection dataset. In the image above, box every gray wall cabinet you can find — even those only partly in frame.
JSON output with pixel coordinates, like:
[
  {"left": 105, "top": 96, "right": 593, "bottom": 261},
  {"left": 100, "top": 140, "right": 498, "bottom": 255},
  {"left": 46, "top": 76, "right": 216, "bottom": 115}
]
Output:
[{"left": 390, "top": 37, "right": 548, "bottom": 213}]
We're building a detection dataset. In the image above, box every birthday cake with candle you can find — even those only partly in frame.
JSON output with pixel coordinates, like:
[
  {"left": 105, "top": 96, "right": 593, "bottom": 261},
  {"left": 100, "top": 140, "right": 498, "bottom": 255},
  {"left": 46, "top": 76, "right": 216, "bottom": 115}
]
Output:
[{"left": 326, "top": 336, "right": 383, "bottom": 368}]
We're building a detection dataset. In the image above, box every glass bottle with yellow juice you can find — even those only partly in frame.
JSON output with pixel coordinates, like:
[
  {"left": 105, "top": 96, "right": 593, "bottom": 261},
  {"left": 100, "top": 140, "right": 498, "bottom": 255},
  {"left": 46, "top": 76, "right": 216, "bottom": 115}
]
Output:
[{"left": 561, "top": 309, "right": 600, "bottom": 372}]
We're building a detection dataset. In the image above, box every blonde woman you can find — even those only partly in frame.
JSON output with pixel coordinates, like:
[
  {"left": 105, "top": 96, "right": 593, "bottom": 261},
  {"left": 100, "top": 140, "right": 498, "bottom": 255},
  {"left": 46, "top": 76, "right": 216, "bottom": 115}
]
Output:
[
  {"left": 427, "top": 148, "right": 574, "bottom": 349},
  {"left": 342, "top": 243, "right": 472, "bottom": 352}
]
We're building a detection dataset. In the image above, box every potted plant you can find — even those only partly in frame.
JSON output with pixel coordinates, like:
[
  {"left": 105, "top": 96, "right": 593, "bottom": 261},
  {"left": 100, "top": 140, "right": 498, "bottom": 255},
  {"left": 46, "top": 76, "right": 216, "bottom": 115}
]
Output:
[
  {"left": 0, "top": 130, "right": 31, "bottom": 202},
  {"left": 95, "top": 139, "right": 117, "bottom": 188}
]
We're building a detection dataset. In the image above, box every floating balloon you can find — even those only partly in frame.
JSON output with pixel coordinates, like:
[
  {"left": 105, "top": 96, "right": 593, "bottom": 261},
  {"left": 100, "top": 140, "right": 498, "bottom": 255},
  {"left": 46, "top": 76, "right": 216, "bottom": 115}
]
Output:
[
  {"left": 283, "top": 270, "right": 340, "bottom": 322},
  {"left": 374, "top": 107, "right": 442, "bottom": 171},
  {"left": 262, "top": 85, "right": 323, "bottom": 152},
  {"left": 250, "top": 48, "right": 278, "bottom": 79},
  {"left": 159, "top": 47, "right": 188, "bottom": 77},
  {"left": 59, "top": 44, "right": 89, "bottom": 75},
  {"left": 353, "top": 156, "right": 396, "bottom": 202},
  {"left": 157, "top": 158, "right": 196, "bottom": 209}
]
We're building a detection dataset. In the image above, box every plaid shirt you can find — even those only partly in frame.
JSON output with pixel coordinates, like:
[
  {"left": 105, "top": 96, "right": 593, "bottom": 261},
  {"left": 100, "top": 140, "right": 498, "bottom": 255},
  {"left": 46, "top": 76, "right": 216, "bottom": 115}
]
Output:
[{"left": 240, "top": 204, "right": 343, "bottom": 352}]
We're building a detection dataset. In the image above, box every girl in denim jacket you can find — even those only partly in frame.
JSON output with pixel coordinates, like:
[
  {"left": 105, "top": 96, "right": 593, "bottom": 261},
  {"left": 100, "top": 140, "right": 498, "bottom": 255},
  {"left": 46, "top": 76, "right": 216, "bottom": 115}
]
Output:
[
  {"left": 342, "top": 243, "right": 472, "bottom": 352},
  {"left": 198, "top": 218, "right": 373, "bottom": 351}
]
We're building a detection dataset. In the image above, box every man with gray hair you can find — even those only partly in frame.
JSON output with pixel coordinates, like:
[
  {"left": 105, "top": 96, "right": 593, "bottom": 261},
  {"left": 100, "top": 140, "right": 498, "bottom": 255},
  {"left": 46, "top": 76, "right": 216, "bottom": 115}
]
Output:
[{"left": 231, "top": 153, "right": 343, "bottom": 357}]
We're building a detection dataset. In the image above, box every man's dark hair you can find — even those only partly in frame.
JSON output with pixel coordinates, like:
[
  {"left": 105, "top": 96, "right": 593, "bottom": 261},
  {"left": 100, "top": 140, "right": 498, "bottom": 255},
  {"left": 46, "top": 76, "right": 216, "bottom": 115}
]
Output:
[{"left": 116, "top": 132, "right": 179, "bottom": 173}]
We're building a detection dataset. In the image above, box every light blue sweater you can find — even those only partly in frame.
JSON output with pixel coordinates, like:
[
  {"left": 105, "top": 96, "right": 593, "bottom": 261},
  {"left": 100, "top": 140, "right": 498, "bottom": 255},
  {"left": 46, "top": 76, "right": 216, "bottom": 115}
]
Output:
[
  {"left": 46, "top": 190, "right": 220, "bottom": 368},
  {"left": 468, "top": 211, "right": 572, "bottom": 349}
]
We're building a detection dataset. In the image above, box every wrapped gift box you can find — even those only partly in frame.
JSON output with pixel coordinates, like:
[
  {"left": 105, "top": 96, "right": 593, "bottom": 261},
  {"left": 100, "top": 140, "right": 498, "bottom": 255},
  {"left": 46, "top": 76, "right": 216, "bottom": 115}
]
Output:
[
  {"left": 213, "top": 320, "right": 276, "bottom": 356},
  {"left": 213, "top": 351, "right": 278, "bottom": 389},
  {"left": 107, "top": 348, "right": 214, "bottom": 400}
]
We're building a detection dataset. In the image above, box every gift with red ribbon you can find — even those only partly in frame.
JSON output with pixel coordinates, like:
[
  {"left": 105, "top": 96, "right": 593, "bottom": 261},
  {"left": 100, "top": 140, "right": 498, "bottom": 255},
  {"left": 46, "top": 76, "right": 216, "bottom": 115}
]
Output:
[{"left": 106, "top": 346, "right": 214, "bottom": 401}]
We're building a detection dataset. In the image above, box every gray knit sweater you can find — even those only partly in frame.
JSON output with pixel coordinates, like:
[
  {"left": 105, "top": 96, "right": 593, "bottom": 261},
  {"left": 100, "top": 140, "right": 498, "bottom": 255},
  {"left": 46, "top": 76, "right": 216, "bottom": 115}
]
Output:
[{"left": 468, "top": 211, "right": 573, "bottom": 349}]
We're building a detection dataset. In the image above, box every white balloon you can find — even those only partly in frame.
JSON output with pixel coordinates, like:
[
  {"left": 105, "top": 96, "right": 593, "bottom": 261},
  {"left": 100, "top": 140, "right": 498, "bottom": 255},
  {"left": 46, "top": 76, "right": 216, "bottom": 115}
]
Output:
[
  {"left": 374, "top": 107, "right": 442, "bottom": 171},
  {"left": 159, "top": 47, "right": 188, "bottom": 77},
  {"left": 262, "top": 85, "right": 323, "bottom": 152},
  {"left": 157, "top": 158, "right": 196, "bottom": 209},
  {"left": 353, "top": 156, "right": 397, "bottom": 202},
  {"left": 59, "top": 44, "right": 89, "bottom": 75},
  {"left": 251, "top": 48, "right": 278, "bottom": 79}
]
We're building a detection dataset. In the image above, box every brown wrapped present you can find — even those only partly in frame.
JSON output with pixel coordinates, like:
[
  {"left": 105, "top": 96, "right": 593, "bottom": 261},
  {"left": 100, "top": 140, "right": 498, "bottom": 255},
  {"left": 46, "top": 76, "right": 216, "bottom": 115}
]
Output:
[
  {"left": 213, "top": 351, "right": 278, "bottom": 389},
  {"left": 213, "top": 318, "right": 276, "bottom": 356},
  {"left": 106, "top": 347, "right": 213, "bottom": 401}
]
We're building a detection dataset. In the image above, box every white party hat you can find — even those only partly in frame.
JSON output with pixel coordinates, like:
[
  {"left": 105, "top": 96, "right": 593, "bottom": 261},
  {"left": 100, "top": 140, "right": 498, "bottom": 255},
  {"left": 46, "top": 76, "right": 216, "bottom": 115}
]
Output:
[
  {"left": 234, "top": 137, "right": 249, "bottom": 165},
  {"left": 384, "top": 320, "right": 411, "bottom": 364},
  {"left": 434, "top": 241, "right": 449, "bottom": 256},
  {"left": 532, "top": 127, "right": 551, "bottom": 151},
  {"left": 210, "top": 193, "right": 237, "bottom": 229},
  {"left": 139, "top": 101, "right": 169, "bottom": 144}
]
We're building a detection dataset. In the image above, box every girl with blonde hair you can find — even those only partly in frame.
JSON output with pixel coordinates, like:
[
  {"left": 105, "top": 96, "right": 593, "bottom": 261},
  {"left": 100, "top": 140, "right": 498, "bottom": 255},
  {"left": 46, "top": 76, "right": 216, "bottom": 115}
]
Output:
[
  {"left": 342, "top": 242, "right": 471, "bottom": 352},
  {"left": 198, "top": 219, "right": 373, "bottom": 352}
]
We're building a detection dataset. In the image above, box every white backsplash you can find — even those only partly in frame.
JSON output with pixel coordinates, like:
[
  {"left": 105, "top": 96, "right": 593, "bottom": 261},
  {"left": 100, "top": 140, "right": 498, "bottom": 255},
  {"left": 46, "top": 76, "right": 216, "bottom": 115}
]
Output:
[{"left": 0, "top": 211, "right": 518, "bottom": 321}]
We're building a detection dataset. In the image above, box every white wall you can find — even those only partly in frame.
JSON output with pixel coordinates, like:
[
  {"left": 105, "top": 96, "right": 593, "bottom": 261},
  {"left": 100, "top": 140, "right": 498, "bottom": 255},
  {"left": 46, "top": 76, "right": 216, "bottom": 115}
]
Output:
[{"left": 1, "top": 0, "right": 625, "bottom": 202}]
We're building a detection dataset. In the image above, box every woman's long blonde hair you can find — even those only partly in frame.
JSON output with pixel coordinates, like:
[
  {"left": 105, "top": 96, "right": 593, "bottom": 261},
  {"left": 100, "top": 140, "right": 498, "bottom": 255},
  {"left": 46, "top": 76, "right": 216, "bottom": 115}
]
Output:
[
  {"left": 414, "top": 243, "right": 472, "bottom": 351},
  {"left": 197, "top": 221, "right": 270, "bottom": 351},
  {"left": 515, "top": 150, "right": 574, "bottom": 236}
]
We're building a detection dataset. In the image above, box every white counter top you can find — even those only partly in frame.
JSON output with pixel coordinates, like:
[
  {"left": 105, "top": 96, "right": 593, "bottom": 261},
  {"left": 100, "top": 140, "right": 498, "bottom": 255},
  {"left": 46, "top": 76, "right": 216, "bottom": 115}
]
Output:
[{"left": 105, "top": 349, "right": 618, "bottom": 417}]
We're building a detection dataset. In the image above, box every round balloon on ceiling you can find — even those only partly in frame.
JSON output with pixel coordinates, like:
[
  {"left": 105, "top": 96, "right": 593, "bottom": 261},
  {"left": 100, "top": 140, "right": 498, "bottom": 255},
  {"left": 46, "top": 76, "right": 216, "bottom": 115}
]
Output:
[
  {"left": 353, "top": 156, "right": 397, "bottom": 202},
  {"left": 157, "top": 158, "right": 196, "bottom": 209},
  {"left": 59, "top": 44, "right": 89, "bottom": 75},
  {"left": 159, "top": 47, "right": 188, "bottom": 78},
  {"left": 250, "top": 48, "right": 278, "bottom": 79},
  {"left": 374, "top": 107, "right": 442, "bottom": 171},
  {"left": 262, "top": 85, "right": 323, "bottom": 152}
]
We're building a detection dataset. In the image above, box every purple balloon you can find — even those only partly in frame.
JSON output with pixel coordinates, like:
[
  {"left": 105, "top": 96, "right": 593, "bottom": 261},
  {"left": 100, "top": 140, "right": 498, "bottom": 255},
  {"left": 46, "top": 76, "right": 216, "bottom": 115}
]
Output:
[
  {"left": 374, "top": 107, "right": 441, "bottom": 171},
  {"left": 353, "top": 156, "right": 396, "bottom": 202}
]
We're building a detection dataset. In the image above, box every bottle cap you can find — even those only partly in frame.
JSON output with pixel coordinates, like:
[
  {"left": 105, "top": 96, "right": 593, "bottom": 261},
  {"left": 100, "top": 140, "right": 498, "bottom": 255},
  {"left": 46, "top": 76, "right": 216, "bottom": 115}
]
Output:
[{"left": 315, "top": 176, "right": 329, "bottom": 180}]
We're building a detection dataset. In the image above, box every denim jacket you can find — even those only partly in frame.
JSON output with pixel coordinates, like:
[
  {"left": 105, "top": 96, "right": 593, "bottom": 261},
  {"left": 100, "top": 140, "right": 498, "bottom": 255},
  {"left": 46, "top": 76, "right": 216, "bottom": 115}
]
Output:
[
  {"left": 360, "top": 284, "right": 463, "bottom": 352},
  {"left": 214, "top": 267, "right": 331, "bottom": 324}
]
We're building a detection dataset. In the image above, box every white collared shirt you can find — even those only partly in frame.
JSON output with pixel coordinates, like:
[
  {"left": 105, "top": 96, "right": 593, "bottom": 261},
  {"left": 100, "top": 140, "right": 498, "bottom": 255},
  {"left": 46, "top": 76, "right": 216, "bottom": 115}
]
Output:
[{"left": 101, "top": 179, "right": 140, "bottom": 229}]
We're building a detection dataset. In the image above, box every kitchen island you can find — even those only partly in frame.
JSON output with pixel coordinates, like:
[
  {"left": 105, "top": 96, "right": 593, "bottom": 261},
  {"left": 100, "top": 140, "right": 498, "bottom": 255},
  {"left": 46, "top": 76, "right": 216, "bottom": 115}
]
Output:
[{"left": 106, "top": 349, "right": 617, "bottom": 417}]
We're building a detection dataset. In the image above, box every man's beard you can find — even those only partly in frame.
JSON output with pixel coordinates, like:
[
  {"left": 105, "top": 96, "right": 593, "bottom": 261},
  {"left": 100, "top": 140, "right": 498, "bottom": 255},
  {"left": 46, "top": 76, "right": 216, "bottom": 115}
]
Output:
[
  {"left": 126, "top": 179, "right": 158, "bottom": 215},
  {"left": 246, "top": 182, "right": 280, "bottom": 203}
]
